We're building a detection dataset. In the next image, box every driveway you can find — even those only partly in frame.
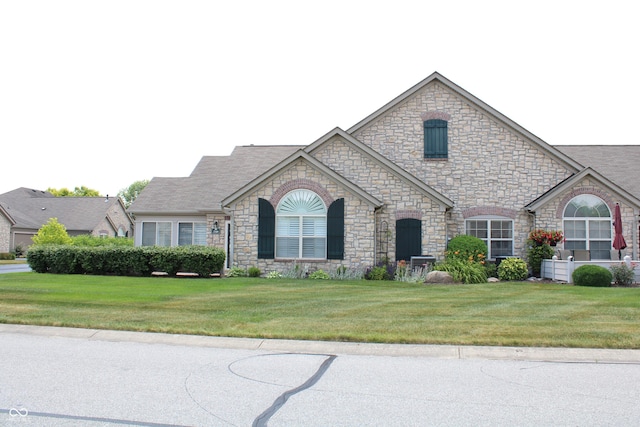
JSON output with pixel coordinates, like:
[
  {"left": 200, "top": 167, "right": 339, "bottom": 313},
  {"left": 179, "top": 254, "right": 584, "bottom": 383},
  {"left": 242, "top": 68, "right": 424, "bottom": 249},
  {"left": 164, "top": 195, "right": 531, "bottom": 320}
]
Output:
[{"left": 2, "top": 325, "right": 640, "bottom": 426}]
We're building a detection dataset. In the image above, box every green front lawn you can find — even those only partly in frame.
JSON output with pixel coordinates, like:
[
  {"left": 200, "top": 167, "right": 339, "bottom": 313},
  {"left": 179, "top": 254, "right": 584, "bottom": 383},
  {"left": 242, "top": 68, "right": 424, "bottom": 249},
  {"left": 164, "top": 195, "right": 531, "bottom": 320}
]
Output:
[{"left": 1, "top": 273, "right": 639, "bottom": 349}]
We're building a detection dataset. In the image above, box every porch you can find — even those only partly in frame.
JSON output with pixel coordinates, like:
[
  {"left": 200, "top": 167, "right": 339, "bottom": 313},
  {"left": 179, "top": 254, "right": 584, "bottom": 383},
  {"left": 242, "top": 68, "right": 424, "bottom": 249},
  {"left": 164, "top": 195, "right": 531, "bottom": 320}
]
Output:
[{"left": 541, "top": 256, "right": 639, "bottom": 284}]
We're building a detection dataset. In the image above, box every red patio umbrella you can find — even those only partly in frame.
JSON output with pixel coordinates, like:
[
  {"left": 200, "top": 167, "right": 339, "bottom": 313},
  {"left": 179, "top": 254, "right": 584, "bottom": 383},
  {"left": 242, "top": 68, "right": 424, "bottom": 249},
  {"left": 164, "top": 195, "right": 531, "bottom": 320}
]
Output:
[{"left": 612, "top": 203, "right": 627, "bottom": 260}]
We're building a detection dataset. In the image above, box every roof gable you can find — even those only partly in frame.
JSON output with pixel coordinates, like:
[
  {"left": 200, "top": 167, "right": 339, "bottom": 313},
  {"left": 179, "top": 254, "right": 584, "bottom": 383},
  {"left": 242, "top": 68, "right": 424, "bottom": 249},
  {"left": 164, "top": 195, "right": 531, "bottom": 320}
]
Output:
[
  {"left": 221, "top": 150, "right": 383, "bottom": 208},
  {"left": 347, "top": 72, "right": 582, "bottom": 171}
]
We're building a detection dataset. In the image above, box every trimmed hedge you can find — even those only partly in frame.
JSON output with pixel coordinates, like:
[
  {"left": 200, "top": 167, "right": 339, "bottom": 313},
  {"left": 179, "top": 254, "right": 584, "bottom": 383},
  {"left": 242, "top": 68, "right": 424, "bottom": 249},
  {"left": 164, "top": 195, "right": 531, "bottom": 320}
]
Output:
[
  {"left": 572, "top": 264, "right": 613, "bottom": 287},
  {"left": 27, "top": 245, "right": 225, "bottom": 277},
  {"left": 0, "top": 252, "right": 16, "bottom": 260}
]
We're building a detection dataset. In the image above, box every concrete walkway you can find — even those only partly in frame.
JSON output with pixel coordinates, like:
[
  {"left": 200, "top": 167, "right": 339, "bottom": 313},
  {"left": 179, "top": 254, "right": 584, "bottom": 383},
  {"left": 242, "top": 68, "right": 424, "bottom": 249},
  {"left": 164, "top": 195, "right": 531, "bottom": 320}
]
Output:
[{"left": 2, "top": 323, "right": 639, "bottom": 363}]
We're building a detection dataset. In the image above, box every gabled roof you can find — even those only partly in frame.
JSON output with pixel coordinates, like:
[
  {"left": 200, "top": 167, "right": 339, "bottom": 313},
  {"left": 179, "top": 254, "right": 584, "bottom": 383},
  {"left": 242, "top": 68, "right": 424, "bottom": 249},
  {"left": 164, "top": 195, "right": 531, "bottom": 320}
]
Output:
[
  {"left": 0, "top": 189, "right": 128, "bottom": 231},
  {"left": 222, "top": 149, "right": 384, "bottom": 209},
  {"left": 347, "top": 71, "right": 583, "bottom": 171},
  {"left": 306, "top": 128, "right": 454, "bottom": 208},
  {"left": 130, "top": 145, "right": 303, "bottom": 214},
  {"left": 0, "top": 204, "right": 16, "bottom": 225},
  {"left": 525, "top": 167, "right": 640, "bottom": 212},
  {"left": 555, "top": 145, "right": 640, "bottom": 201}
]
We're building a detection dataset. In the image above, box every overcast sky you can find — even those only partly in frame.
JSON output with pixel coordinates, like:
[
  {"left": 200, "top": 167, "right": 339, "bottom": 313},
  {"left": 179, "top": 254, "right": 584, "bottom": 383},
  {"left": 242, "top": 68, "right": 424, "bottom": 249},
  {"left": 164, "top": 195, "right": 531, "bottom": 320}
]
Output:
[{"left": 1, "top": 1, "right": 638, "bottom": 197}]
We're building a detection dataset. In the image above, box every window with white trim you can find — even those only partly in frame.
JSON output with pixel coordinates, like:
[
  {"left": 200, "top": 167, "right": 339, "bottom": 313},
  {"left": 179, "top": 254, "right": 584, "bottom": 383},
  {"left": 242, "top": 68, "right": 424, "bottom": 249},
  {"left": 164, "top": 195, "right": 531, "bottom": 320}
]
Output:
[
  {"left": 466, "top": 217, "right": 513, "bottom": 259},
  {"left": 141, "top": 222, "right": 171, "bottom": 246},
  {"left": 563, "top": 195, "right": 611, "bottom": 259},
  {"left": 178, "top": 222, "right": 207, "bottom": 246},
  {"left": 276, "top": 190, "right": 327, "bottom": 259}
]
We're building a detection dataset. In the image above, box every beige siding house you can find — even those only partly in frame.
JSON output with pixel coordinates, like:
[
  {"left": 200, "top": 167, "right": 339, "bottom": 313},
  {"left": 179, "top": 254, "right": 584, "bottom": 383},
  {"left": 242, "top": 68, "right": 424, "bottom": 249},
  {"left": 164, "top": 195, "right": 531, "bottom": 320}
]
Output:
[
  {"left": 0, "top": 188, "right": 134, "bottom": 252},
  {"left": 130, "top": 72, "right": 640, "bottom": 273}
]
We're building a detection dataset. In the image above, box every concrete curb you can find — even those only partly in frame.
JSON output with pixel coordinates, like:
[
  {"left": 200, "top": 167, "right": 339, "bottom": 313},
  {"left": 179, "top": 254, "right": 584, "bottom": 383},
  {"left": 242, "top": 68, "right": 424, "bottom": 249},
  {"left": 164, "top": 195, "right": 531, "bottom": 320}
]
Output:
[{"left": 2, "top": 323, "right": 639, "bottom": 363}]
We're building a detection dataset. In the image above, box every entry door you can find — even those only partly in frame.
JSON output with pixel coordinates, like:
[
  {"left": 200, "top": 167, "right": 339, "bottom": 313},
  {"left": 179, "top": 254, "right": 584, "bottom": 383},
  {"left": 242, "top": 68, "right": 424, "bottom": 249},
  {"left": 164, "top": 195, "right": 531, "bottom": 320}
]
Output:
[{"left": 396, "top": 218, "right": 421, "bottom": 262}]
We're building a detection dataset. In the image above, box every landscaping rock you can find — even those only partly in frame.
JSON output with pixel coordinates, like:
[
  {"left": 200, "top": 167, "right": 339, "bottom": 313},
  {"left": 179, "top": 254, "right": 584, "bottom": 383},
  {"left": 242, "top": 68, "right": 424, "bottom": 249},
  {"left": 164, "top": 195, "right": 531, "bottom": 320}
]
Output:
[
  {"left": 487, "top": 277, "right": 500, "bottom": 283},
  {"left": 424, "top": 271, "right": 456, "bottom": 284}
]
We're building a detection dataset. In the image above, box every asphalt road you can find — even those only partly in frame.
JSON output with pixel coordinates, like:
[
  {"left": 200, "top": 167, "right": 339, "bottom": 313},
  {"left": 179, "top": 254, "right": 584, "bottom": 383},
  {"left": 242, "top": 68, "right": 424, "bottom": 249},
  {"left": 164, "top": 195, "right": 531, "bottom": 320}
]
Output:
[
  {"left": 2, "top": 325, "right": 640, "bottom": 426},
  {"left": 0, "top": 263, "right": 31, "bottom": 274}
]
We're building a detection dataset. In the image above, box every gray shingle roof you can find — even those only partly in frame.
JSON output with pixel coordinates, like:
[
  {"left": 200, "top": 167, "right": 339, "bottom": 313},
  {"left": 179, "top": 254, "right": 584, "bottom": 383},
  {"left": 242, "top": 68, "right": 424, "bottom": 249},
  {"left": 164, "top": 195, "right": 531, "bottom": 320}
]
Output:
[
  {"left": 555, "top": 145, "right": 640, "bottom": 200},
  {"left": 129, "top": 145, "right": 304, "bottom": 214},
  {"left": 0, "top": 188, "right": 123, "bottom": 231}
]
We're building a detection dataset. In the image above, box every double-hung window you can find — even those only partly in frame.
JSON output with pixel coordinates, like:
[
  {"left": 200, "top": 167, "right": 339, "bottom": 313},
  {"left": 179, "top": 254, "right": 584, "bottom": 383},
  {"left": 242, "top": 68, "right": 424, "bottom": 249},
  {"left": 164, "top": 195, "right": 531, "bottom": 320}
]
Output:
[
  {"left": 141, "top": 222, "right": 172, "bottom": 246},
  {"left": 178, "top": 222, "right": 207, "bottom": 246},
  {"left": 466, "top": 218, "right": 513, "bottom": 259}
]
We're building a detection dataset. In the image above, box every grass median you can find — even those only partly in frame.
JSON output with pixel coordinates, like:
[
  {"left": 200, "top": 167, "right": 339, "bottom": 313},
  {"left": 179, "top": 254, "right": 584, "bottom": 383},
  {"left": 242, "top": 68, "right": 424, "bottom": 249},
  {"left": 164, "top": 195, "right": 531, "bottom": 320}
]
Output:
[{"left": 1, "top": 273, "right": 639, "bottom": 349}]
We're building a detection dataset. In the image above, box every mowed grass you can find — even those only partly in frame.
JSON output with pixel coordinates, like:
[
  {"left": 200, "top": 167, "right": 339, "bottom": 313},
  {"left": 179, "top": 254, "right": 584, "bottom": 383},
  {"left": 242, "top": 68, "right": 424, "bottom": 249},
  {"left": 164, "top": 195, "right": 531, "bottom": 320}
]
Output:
[{"left": 1, "top": 273, "right": 639, "bottom": 348}]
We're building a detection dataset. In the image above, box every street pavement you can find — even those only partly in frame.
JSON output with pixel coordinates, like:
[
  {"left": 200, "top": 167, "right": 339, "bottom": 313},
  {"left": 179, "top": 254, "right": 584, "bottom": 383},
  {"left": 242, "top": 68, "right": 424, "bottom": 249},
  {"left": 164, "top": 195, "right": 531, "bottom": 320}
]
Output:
[
  {"left": 0, "top": 263, "right": 31, "bottom": 274},
  {"left": 2, "top": 324, "right": 640, "bottom": 426}
]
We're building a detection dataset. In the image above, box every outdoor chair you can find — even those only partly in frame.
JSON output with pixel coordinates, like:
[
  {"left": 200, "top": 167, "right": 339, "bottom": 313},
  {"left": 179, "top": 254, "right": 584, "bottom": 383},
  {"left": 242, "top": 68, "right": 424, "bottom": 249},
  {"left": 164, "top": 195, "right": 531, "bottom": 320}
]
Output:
[{"left": 572, "top": 249, "right": 590, "bottom": 261}]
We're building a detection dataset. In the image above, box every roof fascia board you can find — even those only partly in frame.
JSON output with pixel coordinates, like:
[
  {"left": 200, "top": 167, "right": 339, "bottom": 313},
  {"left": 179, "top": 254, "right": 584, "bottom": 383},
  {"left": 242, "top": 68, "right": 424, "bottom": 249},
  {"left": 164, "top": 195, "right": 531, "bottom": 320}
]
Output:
[
  {"left": 306, "top": 128, "right": 454, "bottom": 208},
  {"left": 222, "top": 150, "right": 383, "bottom": 208},
  {"left": 0, "top": 204, "right": 16, "bottom": 225},
  {"left": 527, "top": 167, "right": 640, "bottom": 211},
  {"left": 346, "top": 71, "right": 583, "bottom": 171}
]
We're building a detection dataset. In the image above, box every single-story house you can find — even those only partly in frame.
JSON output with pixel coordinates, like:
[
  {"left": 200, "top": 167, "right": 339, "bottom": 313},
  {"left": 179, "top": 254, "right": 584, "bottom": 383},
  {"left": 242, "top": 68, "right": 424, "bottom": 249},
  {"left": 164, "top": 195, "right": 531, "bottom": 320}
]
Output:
[
  {"left": 0, "top": 187, "right": 134, "bottom": 252},
  {"left": 129, "top": 72, "right": 640, "bottom": 273}
]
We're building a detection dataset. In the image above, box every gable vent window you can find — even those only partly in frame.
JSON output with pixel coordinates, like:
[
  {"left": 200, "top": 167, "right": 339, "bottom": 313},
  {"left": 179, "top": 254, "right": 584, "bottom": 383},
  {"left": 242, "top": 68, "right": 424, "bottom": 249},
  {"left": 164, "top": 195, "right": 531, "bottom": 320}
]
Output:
[{"left": 424, "top": 119, "right": 448, "bottom": 159}]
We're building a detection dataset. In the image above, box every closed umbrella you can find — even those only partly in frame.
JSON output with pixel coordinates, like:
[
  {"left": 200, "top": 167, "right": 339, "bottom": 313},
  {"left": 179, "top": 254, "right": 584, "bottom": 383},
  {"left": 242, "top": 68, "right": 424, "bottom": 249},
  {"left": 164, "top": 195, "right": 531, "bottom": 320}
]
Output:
[{"left": 612, "top": 203, "right": 627, "bottom": 260}]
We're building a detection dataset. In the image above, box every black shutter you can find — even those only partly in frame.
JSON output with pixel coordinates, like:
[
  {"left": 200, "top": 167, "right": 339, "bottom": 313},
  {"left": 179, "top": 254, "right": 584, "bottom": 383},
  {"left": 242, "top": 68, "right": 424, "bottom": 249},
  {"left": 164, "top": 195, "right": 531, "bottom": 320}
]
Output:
[
  {"left": 258, "top": 198, "right": 275, "bottom": 259},
  {"left": 424, "top": 119, "right": 448, "bottom": 158},
  {"left": 396, "top": 218, "right": 421, "bottom": 262},
  {"left": 327, "top": 198, "right": 344, "bottom": 259}
]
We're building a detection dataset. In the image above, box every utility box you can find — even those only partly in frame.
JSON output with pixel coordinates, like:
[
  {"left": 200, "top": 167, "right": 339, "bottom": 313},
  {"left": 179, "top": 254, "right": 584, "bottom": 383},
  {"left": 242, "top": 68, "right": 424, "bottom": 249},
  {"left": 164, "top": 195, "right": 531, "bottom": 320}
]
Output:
[{"left": 410, "top": 255, "right": 436, "bottom": 271}]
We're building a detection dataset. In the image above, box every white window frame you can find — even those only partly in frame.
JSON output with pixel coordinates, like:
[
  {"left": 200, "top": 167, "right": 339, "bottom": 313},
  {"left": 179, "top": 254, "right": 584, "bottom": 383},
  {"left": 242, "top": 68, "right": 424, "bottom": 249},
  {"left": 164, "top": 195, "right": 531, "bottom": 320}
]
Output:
[
  {"left": 141, "top": 221, "right": 172, "bottom": 246},
  {"left": 465, "top": 216, "right": 514, "bottom": 260},
  {"left": 563, "top": 195, "right": 611, "bottom": 260},
  {"left": 178, "top": 222, "right": 208, "bottom": 246},
  {"left": 275, "top": 190, "right": 327, "bottom": 259}
]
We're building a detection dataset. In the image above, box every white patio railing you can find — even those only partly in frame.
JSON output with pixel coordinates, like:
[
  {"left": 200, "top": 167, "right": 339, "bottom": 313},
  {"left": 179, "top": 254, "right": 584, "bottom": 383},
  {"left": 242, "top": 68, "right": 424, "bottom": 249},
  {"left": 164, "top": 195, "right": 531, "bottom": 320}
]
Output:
[{"left": 541, "top": 255, "right": 639, "bottom": 283}]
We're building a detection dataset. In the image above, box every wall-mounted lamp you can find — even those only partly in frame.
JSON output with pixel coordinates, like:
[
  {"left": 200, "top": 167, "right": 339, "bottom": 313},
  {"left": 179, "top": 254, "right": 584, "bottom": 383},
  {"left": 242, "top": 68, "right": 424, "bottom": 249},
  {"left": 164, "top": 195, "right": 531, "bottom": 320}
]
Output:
[{"left": 211, "top": 220, "right": 220, "bottom": 234}]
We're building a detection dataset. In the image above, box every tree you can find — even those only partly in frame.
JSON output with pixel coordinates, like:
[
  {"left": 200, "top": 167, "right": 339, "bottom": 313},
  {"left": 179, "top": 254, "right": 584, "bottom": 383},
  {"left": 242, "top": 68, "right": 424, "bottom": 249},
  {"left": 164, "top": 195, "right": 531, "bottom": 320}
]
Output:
[
  {"left": 32, "top": 218, "right": 73, "bottom": 245},
  {"left": 47, "top": 186, "right": 101, "bottom": 197},
  {"left": 118, "top": 179, "right": 149, "bottom": 209}
]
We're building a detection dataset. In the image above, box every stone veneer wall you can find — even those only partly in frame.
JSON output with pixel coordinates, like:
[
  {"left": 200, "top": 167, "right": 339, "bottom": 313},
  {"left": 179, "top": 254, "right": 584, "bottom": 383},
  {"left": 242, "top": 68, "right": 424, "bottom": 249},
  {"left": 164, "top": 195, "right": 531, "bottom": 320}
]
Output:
[
  {"left": 352, "top": 81, "right": 577, "bottom": 258},
  {"left": 0, "top": 213, "right": 11, "bottom": 252},
  {"left": 311, "top": 136, "right": 448, "bottom": 262},
  {"left": 228, "top": 159, "right": 377, "bottom": 273}
]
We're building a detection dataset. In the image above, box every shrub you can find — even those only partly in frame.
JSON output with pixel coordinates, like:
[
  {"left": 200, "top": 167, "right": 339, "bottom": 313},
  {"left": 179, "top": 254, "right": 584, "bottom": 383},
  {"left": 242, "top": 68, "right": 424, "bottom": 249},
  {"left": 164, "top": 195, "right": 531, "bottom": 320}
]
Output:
[
  {"left": 309, "top": 269, "right": 330, "bottom": 280},
  {"left": 484, "top": 262, "right": 498, "bottom": 278},
  {"left": 610, "top": 263, "right": 636, "bottom": 286},
  {"left": 0, "top": 252, "right": 16, "bottom": 260},
  {"left": 446, "top": 235, "right": 488, "bottom": 263},
  {"left": 281, "top": 262, "right": 307, "bottom": 279},
  {"left": 266, "top": 271, "right": 282, "bottom": 279},
  {"left": 13, "top": 245, "right": 25, "bottom": 257},
  {"left": 26, "top": 245, "right": 224, "bottom": 277},
  {"left": 526, "top": 243, "right": 554, "bottom": 277},
  {"left": 572, "top": 265, "right": 613, "bottom": 287},
  {"left": 365, "top": 265, "right": 390, "bottom": 281},
  {"left": 226, "top": 266, "right": 247, "bottom": 277},
  {"left": 329, "top": 265, "right": 364, "bottom": 280},
  {"left": 497, "top": 257, "right": 528, "bottom": 281},
  {"left": 32, "top": 218, "right": 72, "bottom": 245},
  {"left": 71, "top": 235, "right": 134, "bottom": 247},
  {"left": 247, "top": 266, "right": 261, "bottom": 277},
  {"left": 432, "top": 258, "right": 487, "bottom": 284}
]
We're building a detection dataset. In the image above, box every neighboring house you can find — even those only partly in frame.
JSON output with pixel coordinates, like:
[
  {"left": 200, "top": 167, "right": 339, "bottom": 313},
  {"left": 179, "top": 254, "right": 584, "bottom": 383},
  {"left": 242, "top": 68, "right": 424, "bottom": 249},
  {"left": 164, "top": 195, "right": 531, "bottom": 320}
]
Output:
[
  {"left": 129, "top": 72, "right": 640, "bottom": 273},
  {"left": 0, "top": 188, "right": 134, "bottom": 252}
]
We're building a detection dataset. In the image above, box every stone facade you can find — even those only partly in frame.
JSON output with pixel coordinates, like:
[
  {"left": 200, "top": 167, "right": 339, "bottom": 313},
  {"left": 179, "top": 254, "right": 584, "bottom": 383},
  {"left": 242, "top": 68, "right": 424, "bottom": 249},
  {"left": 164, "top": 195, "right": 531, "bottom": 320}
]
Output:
[
  {"left": 352, "top": 81, "right": 578, "bottom": 258},
  {"left": 0, "top": 213, "right": 11, "bottom": 253}
]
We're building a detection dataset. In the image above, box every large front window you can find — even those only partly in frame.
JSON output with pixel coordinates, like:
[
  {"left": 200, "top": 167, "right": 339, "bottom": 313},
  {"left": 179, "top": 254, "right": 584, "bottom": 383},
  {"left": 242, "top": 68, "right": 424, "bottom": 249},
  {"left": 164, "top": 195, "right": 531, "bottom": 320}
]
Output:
[
  {"left": 563, "top": 195, "right": 611, "bottom": 259},
  {"left": 466, "top": 218, "right": 513, "bottom": 259},
  {"left": 276, "top": 190, "right": 326, "bottom": 259}
]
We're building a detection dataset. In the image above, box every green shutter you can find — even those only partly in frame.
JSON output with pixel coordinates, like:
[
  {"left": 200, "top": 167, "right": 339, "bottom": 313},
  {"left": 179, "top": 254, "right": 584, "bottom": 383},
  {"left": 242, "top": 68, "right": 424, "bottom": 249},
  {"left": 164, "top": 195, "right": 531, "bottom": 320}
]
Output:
[
  {"left": 258, "top": 198, "right": 275, "bottom": 259},
  {"left": 396, "top": 218, "right": 421, "bottom": 261},
  {"left": 424, "top": 119, "right": 448, "bottom": 158},
  {"left": 327, "top": 198, "right": 344, "bottom": 259}
]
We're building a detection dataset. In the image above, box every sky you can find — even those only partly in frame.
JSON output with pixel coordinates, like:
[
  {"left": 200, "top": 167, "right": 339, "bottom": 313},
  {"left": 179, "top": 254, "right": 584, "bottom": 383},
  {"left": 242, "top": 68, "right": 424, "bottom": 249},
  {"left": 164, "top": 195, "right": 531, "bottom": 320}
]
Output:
[{"left": 1, "top": 1, "right": 638, "bottom": 197}]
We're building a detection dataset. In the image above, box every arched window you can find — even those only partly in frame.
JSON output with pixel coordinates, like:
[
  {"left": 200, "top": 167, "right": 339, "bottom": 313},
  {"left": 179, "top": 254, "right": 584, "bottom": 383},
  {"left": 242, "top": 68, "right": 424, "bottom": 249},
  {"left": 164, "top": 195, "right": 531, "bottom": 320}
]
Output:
[
  {"left": 563, "top": 195, "right": 611, "bottom": 259},
  {"left": 276, "top": 190, "right": 327, "bottom": 259}
]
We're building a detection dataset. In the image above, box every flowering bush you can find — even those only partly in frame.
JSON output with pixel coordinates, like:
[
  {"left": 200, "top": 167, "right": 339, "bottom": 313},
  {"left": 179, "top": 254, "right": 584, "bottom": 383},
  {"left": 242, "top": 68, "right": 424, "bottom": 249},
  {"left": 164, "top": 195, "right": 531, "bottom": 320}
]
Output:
[
  {"left": 528, "top": 229, "right": 564, "bottom": 245},
  {"left": 610, "top": 262, "right": 637, "bottom": 286},
  {"left": 446, "top": 235, "right": 487, "bottom": 264}
]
